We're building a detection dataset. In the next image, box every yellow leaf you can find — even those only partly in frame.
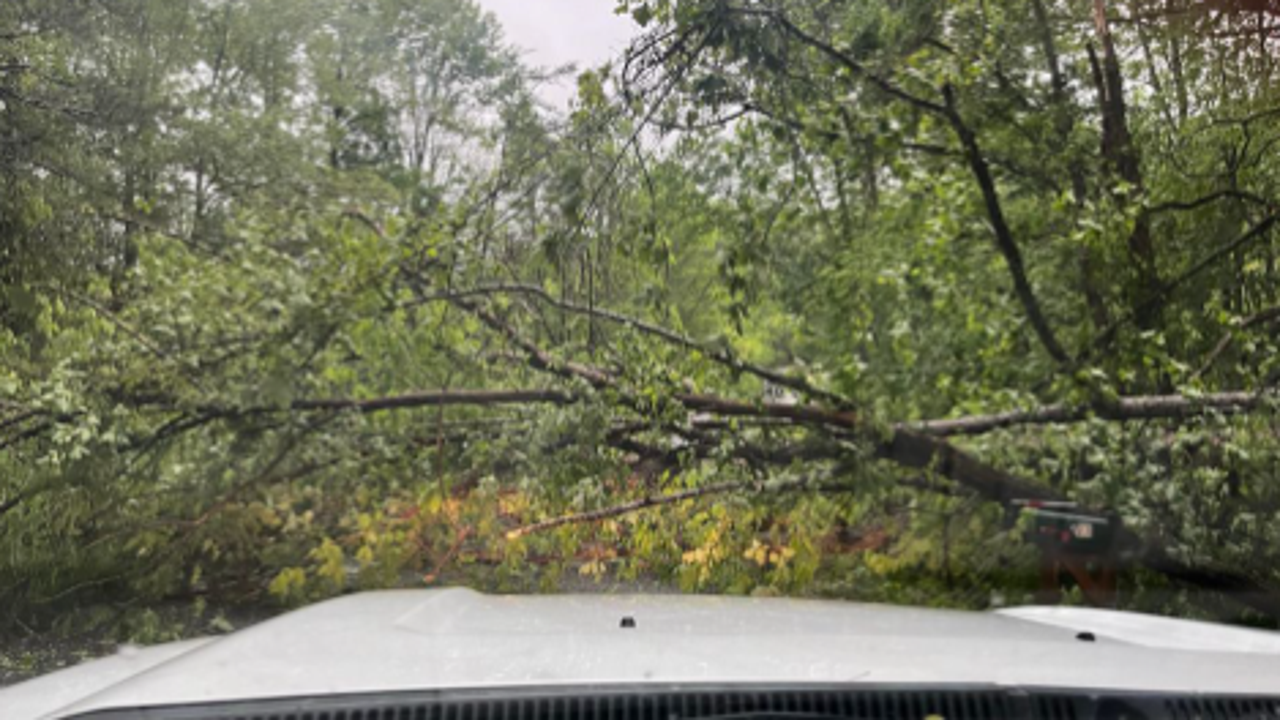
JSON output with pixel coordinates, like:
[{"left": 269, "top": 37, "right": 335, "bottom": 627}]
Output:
[{"left": 268, "top": 567, "right": 307, "bottom": 602}]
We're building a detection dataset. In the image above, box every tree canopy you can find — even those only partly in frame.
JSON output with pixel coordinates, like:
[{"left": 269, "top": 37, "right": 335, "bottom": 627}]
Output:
[{"left": 2, "top": 0, "right": 1279, "bottom": 634}]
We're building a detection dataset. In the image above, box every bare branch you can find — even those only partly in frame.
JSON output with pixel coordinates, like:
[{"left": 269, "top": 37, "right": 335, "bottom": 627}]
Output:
[
  {"left": 341, "top": 208, "right": 386, "bottom": 238},
  {"left": 1170, "top": 214, "right": 1280, "bottom": 288}
]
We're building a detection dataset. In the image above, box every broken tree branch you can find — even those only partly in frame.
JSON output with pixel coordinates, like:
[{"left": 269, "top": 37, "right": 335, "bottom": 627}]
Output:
[
  {"left": 909, "top": 390, "right": 1279, "bottom": 436},
  {"left": 416, "top": 283, "right": 850, "bottom": 408},
  {"left": 120, "top": 388, "right": 578, "bottom": 421},
  {"left": 285, "top": 388, "right": 575, "bottom": 413},
  {"left": 445, "top": 296, "right": 1280, "bottom": 617},
  {"left": 450, "top": 297, "right": 620, "bottom": 389}
]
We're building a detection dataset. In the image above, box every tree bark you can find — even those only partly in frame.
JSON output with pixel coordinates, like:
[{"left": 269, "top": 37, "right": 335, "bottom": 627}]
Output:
[
  {"left": 1031, "top": 0, "right": 1110, "bottom": 330},
  {"left": 942, "top": 85, "right": 1070, "bottom": 362},
  {"left": 1092, "top": 0, "right": 1160, "bottom": 328}
]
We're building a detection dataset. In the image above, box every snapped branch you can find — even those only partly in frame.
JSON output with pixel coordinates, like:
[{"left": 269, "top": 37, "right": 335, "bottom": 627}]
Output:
[{"left": 417, "top": 283, "right": 851, "bottom": 408}]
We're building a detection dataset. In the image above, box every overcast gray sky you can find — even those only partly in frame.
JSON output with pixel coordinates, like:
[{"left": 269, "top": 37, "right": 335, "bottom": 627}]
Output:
[{"left": 475, "top": 0, "right": 639, "bottom": 108}]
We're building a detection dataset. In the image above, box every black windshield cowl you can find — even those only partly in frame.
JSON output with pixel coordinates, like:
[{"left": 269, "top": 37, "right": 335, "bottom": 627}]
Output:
[{"left": 63, "top": 685, "right": 1280, "bottom": 720}]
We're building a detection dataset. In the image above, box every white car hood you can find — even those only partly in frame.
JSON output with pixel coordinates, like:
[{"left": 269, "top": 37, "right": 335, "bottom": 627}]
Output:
[{"left": 5, "top": 588, "right": 1280, "bottom": 720}]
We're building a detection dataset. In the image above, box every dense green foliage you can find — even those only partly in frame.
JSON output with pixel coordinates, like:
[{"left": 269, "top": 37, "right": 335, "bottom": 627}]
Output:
[{"left": 2, "top": 0, "right": 1279, "bottom": 635}]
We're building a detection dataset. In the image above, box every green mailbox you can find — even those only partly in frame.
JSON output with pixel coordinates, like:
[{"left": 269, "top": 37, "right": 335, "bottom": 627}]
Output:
[{"left": 1016, "top": 501, "right": 1117, "bottom": 555}]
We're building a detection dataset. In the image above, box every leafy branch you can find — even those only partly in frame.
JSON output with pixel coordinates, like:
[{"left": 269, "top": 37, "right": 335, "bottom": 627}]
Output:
[
  {"left": 415, "top": 283, "right": 851, "bottom": 407},
  {"left": 728, "top": 5, "right": 1070, "bottom": 364},
  {"left": 909, "top": 390, "right": 1280, "bottom": 436}
]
